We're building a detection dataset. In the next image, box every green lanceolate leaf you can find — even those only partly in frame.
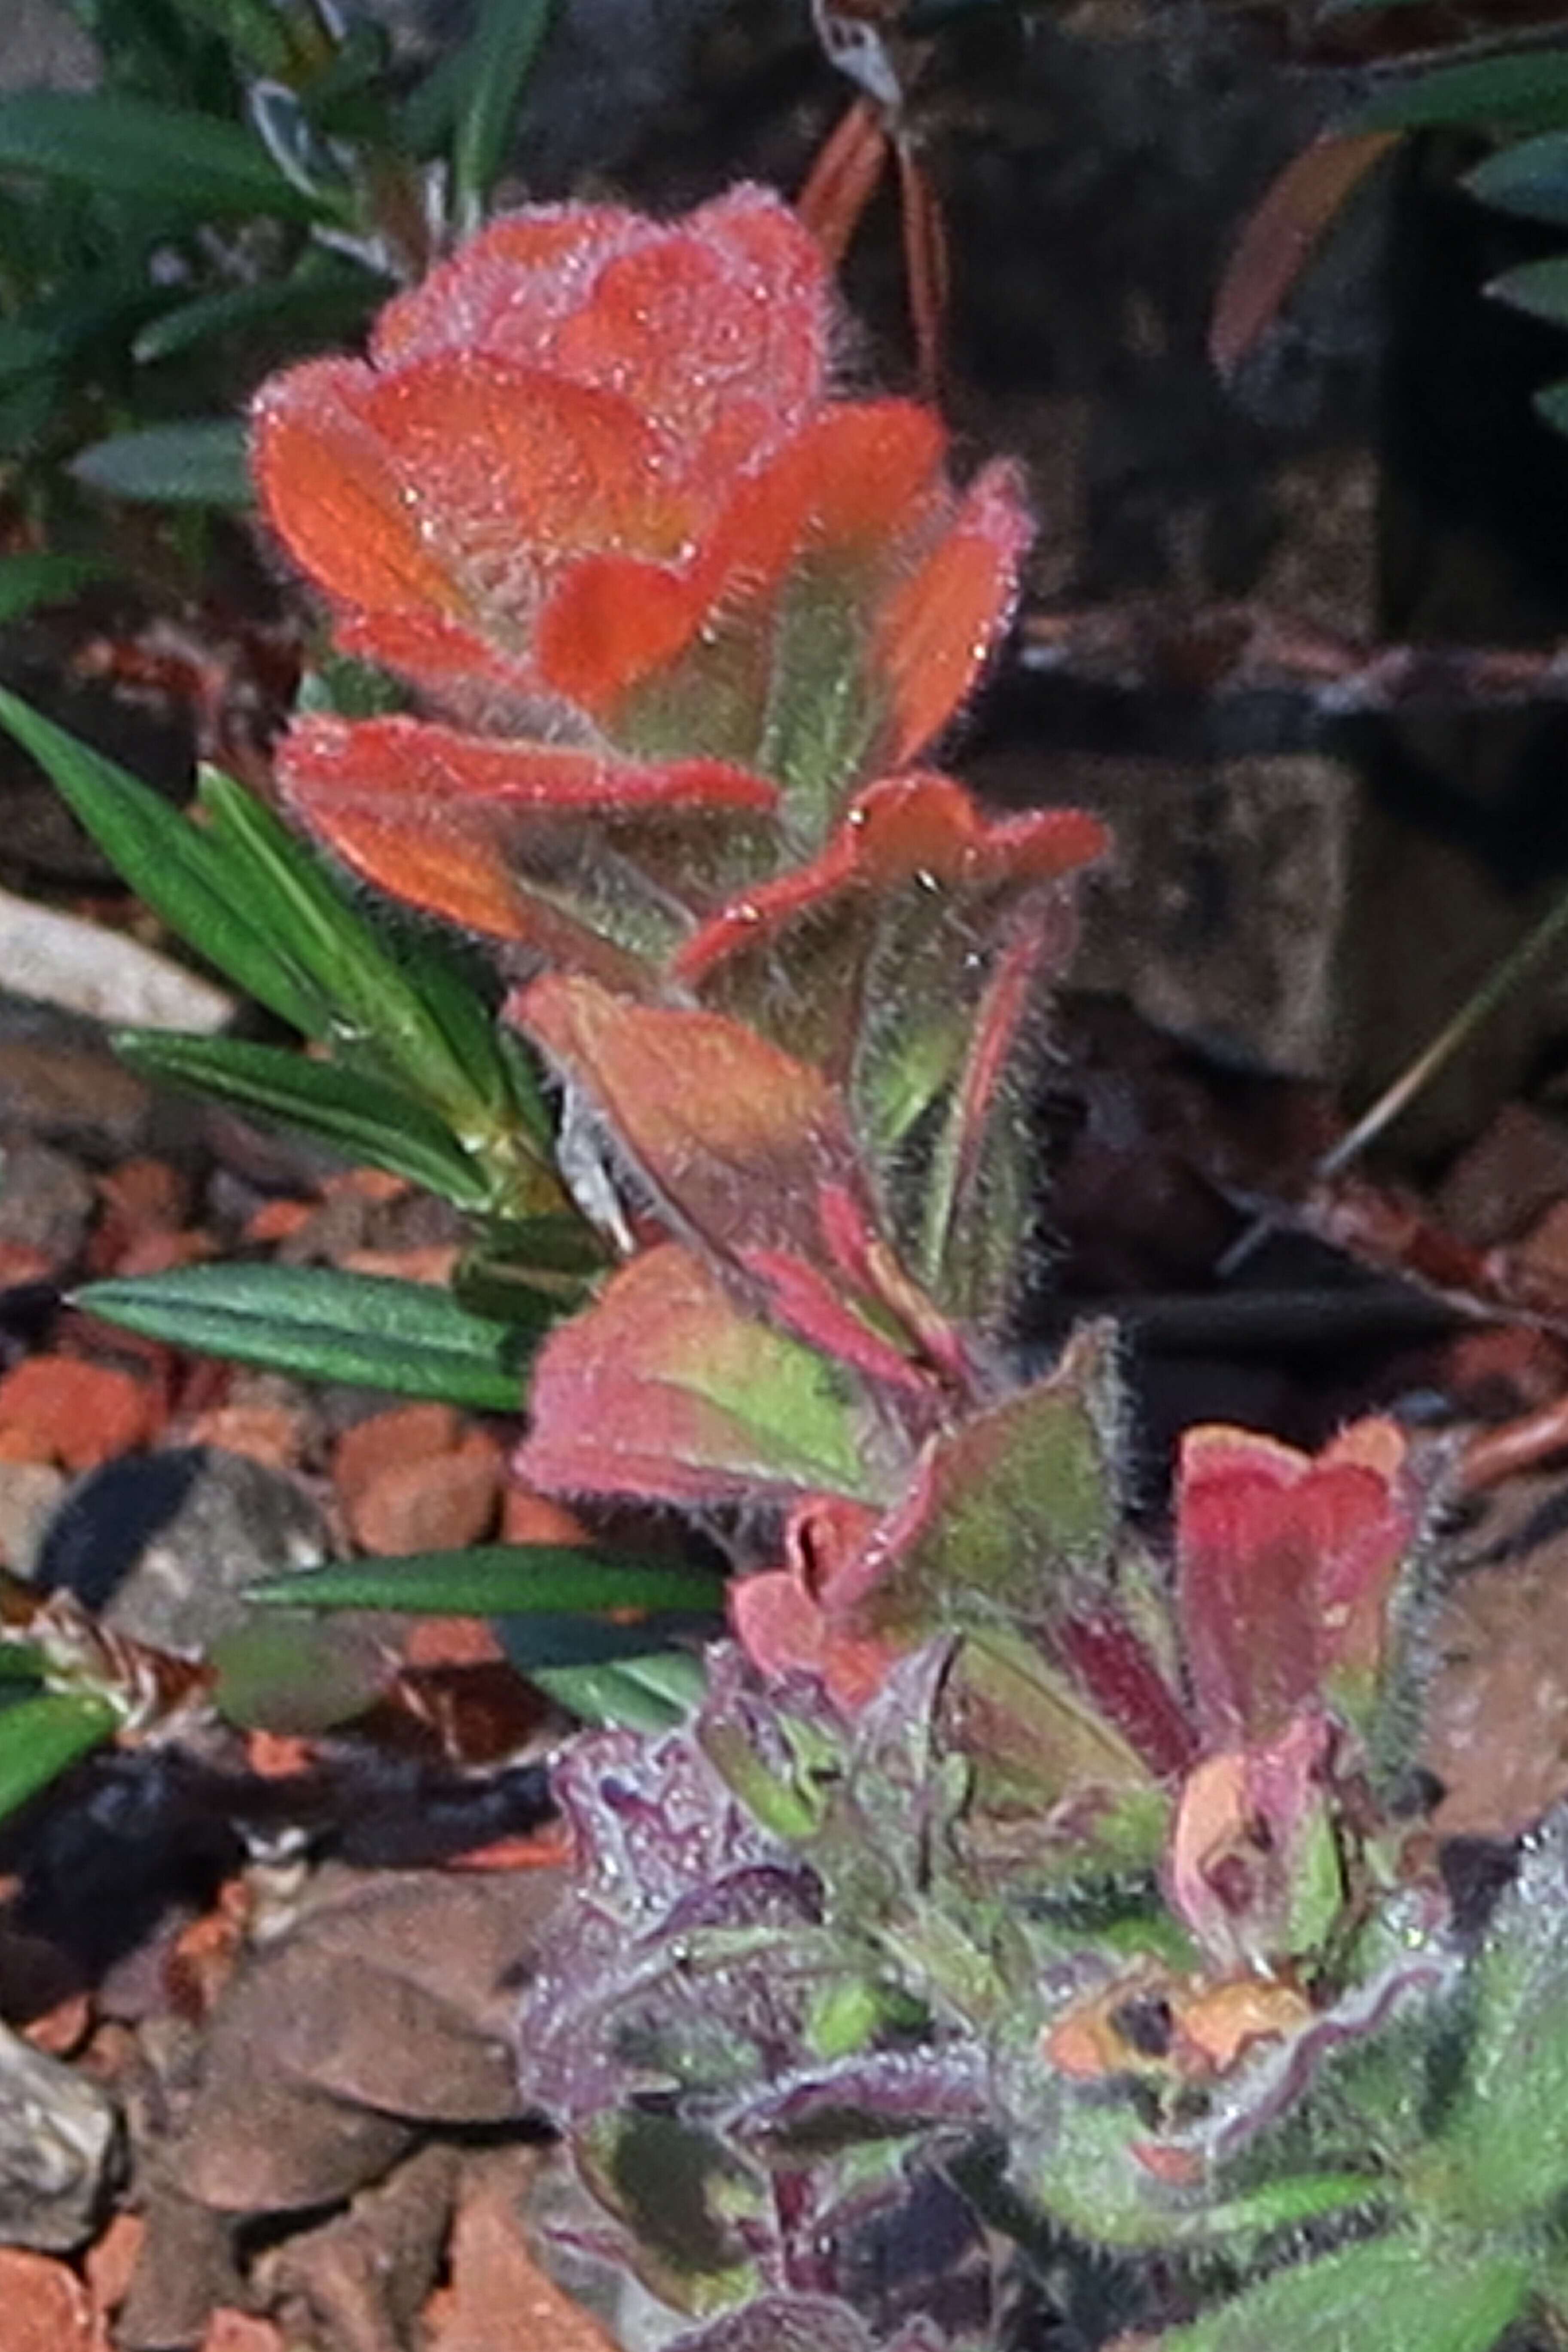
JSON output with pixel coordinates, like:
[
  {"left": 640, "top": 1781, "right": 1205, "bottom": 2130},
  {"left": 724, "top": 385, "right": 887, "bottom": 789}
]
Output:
[
  {"left": 197, "top": 772, "right": 552, "bottom": 1162},
  {"left": 248, "top": 1544, "right": 725, "bottom": 1618},
  {"left": 0, "top": 90, "right": 326, "bottom": 220},
  {"left": 1488, "top": 253, "right": 1568, "bottom": 326},
  {"left": 116, "top": 1030, "right": 493, "bottom": 1208},
  {"left": 72, "top": 420, "right": 250, "bottom": 507},
  {"left": 1540, "top": 378, "right": 1568, "bottom": 436},
  {"left": 78, "top": 1263, "right": 541, "bottom": 1408},
  {"left": 1154, "top": 2232, "right": 1528, "bottom": 2352},
  {"left": 448, "top": 0, "right": 553, "bottom": 216},
  {"left": 0, "top": 1691, "right": 119, "bottom": 1821},
  {"left": 1351, "top": 53, "right": 1568, "bottom": 136},
  {"left": 1468, "top": 131, "right": 1568, "bottom": 229},
  {"left": 0, "top": 692, "right": 327, "bottom": 1036}
]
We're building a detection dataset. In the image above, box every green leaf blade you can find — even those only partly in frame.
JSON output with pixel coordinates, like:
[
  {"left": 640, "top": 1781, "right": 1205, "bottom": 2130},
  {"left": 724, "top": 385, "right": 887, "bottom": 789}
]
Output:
[
  {"left": 116, "top": 1030, "right": 492, "bottom": 1207},
  {"left": 1351, "top": 55, "right": 1568, "bottom": 136},
  {"left": 72, "top": 420, "right": 249, "bottom": 507},
  {"left": 248, "top": 1543, "right": 725, "bottom": 1618},
  {"left": 1468, "top": 131, "right": 1568, "bottom": 229},
  {"left": 0, "top": 89, "right": 325, "bottom": 218},
  {"left": 0, "top": 1692, "right": 119, "bottom": 1822},
  {"left": 78, "top": 1263, "right": 542, "bottom": 1408},
  {"left": 0, "top": 692, "right": 328, "bottom": 1036}
]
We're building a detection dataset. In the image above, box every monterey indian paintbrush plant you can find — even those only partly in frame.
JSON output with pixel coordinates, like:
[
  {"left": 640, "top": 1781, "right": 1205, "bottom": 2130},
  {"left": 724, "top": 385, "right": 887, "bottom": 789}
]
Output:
[{"left": 8, "top": 183, "right": 1568, "bottom": 2352}]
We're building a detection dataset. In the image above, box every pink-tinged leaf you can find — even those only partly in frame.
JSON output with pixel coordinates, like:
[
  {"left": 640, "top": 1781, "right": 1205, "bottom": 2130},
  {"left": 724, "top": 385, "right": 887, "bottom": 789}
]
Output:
[
  {"left": 944, "top": 1623, "right": 1158, "bottom": 1821},
  {"left": 279, "top": 716, "right": 773, "bottom": 977},
  {"left": 516, "top": 1245, "right": 900, "bottom": 1507},
  {"left": 677, "top": 778, "right": 1105, "bottom": 1295},
  {"left": 516, "top": 974, "right": 860, "bottom": 1268},
  {"left": 920, "top": 904, "right": 1070, "bottom": 1323},
  {"left": 1054, "top": 1608, "right": 1196, "bottom": 1782},
  {"left": 1211, "top": 131, "right": 1399, "bottom": 378},
  {"left": 515, "top": 976, "right": 957, "bottom": 1388},
  {"left": 742, "top": 1249, "right": 948, "bottom": 1399},
  {"left": 1175, "top": 1417, "right": 1420, "bottom": 1746},
  {"left": 876, "top": 460, "right": 1033, "bottom": 765}
]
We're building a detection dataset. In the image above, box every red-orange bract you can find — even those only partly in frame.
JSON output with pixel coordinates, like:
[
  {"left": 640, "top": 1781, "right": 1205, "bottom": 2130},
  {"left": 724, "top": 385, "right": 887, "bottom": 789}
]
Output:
[
  {"left": 1175, "top": 1419, "right": 1421, "bottom": 1747},
  {"left": 251, "top": 186, "right": 1036, "bottom": 968}
]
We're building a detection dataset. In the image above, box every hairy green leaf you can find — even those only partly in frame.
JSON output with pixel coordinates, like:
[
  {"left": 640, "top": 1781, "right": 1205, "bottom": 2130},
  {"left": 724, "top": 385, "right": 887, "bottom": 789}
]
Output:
[{"left": 1155, "top": 2233, "right": 1527, "bottom": 2352}]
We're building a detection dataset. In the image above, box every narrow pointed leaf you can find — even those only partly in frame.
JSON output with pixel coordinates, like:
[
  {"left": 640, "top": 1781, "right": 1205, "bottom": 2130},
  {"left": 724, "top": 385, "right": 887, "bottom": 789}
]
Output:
[
  {"left": 78, "top": 1264, "right": 539, "bottom": 1407},
  {"left": 1211, "top": 132, "right": 1397, "bottom": 375},
  {"left": 72, "top": 421, "right": 250, "bottom": 507},
  {"left": 0, "top": 690, "right": 326, "bottom": 1035},
  {"left": 448, "top": 0, "right": 554, "bottom": 210},
  {"left": 1468, "top": 130, "right": 1568, "bottom": 226},
  {"left": 115, "top": 1030, "right": 492, "bottom": 1207},
  {"left": 133, "top": 264, "right": 383, "bottom": 364},
  {"left": 1351, "top": 54, "right": 1568, "bottom": 133},
  {"left": 0, "top": 91, "right": 326, "bottom": 220},
  {"left": 248, "top": 1544, "right": 724, "bottom": 1617},
  {"left": 1489, "top": 253, "right": 1568, "bottom": 326},
  {"left": 200, "top": 770, "right": 550, "bottom": 1150},
  {"left": 0, "top": 1692, "right": 119, "bottom": 1822}
]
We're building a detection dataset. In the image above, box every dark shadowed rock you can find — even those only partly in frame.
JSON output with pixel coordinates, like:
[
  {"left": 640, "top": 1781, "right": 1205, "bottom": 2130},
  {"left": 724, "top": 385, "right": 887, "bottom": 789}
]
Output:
[{"left": 34, "top": 1446, "right": 331, "bottom": 1655}]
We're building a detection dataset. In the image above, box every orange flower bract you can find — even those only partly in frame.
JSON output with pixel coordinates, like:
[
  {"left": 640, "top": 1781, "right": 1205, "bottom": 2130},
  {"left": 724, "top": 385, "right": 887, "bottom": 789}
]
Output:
[{"left": 252, "top": 184, "right": 1036, "bottom": 955}]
